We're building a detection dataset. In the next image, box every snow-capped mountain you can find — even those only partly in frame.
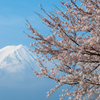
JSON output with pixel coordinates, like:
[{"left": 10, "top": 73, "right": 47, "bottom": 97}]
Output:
[{"left": 0, "top": 44, "right": 37, "bottom": 73}]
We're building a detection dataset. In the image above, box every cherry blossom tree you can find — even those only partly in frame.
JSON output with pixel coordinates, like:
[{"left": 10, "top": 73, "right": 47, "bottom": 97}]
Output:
[{"left": 25, "top": 0, "right": 100, "bottom": 99}]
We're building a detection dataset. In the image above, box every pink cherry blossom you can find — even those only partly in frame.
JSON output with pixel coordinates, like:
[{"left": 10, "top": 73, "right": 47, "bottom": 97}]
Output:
[{"left": 26, "top": 0, "right": 100, "bottom": 99}]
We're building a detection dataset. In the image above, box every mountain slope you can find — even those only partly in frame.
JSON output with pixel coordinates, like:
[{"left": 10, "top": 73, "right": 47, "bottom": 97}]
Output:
[{"left": 0, "top": 44, "right": 37, "bottom": 72}]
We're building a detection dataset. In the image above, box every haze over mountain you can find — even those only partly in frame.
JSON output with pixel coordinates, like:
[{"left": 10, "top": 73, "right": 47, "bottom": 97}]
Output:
[
  {"left": 0, "top": 44, "right": 37, "bottom": 73},
  {"left": 0, "top": 44, "right": 64, "bottom": 100}
]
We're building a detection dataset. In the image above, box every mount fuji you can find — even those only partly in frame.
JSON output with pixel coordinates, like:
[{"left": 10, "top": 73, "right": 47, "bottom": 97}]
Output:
[
  {"left": 0, "top": 44, "right": 37, "bottom": 73},
  {"left": 0, "top": 45, "right": 66, "bottom": 100}
]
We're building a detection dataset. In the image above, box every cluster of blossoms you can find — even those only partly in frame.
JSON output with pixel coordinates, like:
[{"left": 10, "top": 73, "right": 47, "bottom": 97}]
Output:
[{"left": 26, "top": 0, "right": 100, "bottom": 99}]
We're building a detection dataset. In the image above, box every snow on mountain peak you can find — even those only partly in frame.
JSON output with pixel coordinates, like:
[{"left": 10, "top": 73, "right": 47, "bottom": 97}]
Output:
[{"left": 0, "top": 44, "right": 37, "bottom": 73}]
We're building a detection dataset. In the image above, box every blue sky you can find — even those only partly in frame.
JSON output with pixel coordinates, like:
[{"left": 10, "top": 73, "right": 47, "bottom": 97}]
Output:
[
  {"left": 0, "top": 0, "right": 61, "bottom": 49},
  {"left": 0, "top": 0, "right": 70, "bottom": 100}
]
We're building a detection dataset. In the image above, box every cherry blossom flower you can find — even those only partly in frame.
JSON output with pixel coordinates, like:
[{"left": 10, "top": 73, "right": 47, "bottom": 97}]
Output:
[{"left": 26, "top": 0, "right": 100, "bottom": 99}]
